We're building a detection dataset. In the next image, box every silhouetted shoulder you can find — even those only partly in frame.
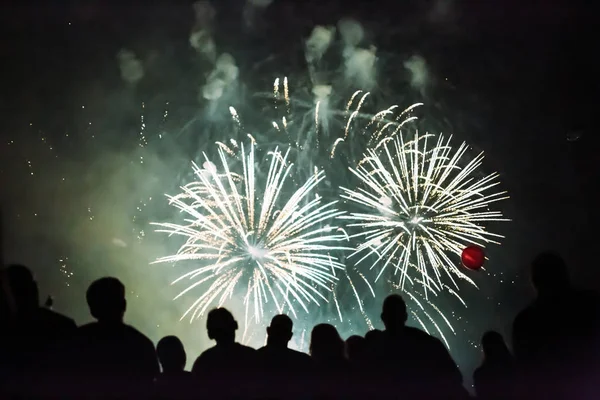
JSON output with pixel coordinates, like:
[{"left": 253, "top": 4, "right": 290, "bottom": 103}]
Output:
[
  {"left": 123, "top": 324, "right": 155, "bottom": 345},
  {"left": 75, "top": 321, "right": 159, "bottom": 379},
  {"left": 37, "top": 308, "right": 77, "bottom": 330},
  {"left": 193, "top": 343, "right": 256, "bottom": 374},
  {"left": 404, "top": 326, "right": 445, "bottom": 347},
  {"left": 238, "top": 343, "right": 257, "bottom": 354},
  {"left": 404, "top": 326, "right": 462, "bottom": 381},
  {"left": 257, "top": 346, "right": 311, "bottom": 365},
  {"left": 404, "top": 325, "right": 434, "bottom": 338}
]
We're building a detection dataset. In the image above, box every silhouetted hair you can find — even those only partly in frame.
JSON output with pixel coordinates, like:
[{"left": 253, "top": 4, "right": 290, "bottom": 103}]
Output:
[
  {"left": 481, "top": 331, "right": 512, "bottom": 362},
  {"left": 310, "top": 323, "right": 345, "bottom": 362},
  {"left": 381, "top": 294, "right": 408, "bottom": 329},
  {"left": 206, "top": 308, "right": 238, "bottom": 342},
  {"left": 531, "top": 252, "right": 569, "bottom": 294},
  {"left": 86, "top": 277, "right": 126, "bottom": 322},
  {"left": 345, "top": 335, "right": 366, "bottom": 360},
  {"left": 365, "top": 329, "right": 382, "bottom": 343},
  {"left": 5, "top": 264, "right": 39, "bottom": 311},
  {"left": 267, "top": 314, "right": 293, "bottom": 342},
  {"left": 157, "top": 335, "right": 186, "bottom": 372}
]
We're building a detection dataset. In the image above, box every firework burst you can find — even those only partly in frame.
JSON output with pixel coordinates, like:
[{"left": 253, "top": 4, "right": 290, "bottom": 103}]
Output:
[
  {"left": 340, "top": 133, "right": 509, "bottom": 302},
  {"left": 153, "top": 143, "right": 349, "bottom": 326},
  {"left": 223, "top": 77, "right": 423, "bottom": 171},
  {"left": 268, "top": 77, "right": 423, "bottom": 159}
]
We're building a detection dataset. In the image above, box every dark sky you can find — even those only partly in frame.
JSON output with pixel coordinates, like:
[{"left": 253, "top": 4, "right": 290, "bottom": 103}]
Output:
[{"left": 1, "top": 0, "right": 597, "bottom": 381}]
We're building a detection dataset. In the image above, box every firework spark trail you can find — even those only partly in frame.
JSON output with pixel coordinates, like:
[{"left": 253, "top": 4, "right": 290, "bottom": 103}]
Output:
[
  {"left": 265, "top": 78, "right": 423, "bottom": 160},
  {"left": 153, "top": 142, "right": 350, "bottom": 324},
  {"left": 340, "top": 132, "right": 509, "bottom": 310}
]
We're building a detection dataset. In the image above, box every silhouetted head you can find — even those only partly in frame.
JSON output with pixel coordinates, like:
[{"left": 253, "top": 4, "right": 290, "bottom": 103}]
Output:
[
  {"left": 365, "top": 329, "right": 382, "bottom": 344},
  {"left": 86, "top": 277, "right": 126, "bottom": 323},
  {"left": 266, "top": 314, "right": 293, "bottom": 346},
  {"left": 345, "top": 335, "right": 366, "bottom": 361},
  {"left": 481, "top": 331, "right": 511, "bottom": 362},
  {"left": 381, "top": 294, "right": 408, "bottom": 332},
  {"left": 310, "top": 323, "right": 345, "bottom": 363},
  {"left": 206, "top": 308, "right": 238, "bottom": 344},
  {"left": 5, "top": 265, "right": 39, "bottom": 313},
  {"left": 531, "top": 252, "right": 570, "bottom": 296},
  {"left": 157, "top": 335, "right": 187, "bottom": 373}
]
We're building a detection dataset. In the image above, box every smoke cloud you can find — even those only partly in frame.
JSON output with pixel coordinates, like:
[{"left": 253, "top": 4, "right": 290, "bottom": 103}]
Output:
[
  {"left": 201, "top": 53, "right": 239, "bottom": 102},
  {"left": 243, "top": 0, "right": 274, "bottom": 29},
  {"left": 117, "top": 49, "right": 144, "bottom": 85},
  {"left": 338, "top": 19, "right": 364, "bottom": 51},
  {"left": 190, "top": 1, "right": 217, "bottom": 61},
  {"left": 305, "top": 26, "right": 336, "bottom": 64},
  {"left": 428, "top": 0, "right": 455, "bottom": 25},
  {"left": 337, "top": 19, "right": 376, "bottom": 90},
  {"left": 404, "top": 55, "right": 430, "bottom": 95},
  {"left": 343, "top": 46, "right": 377, "bottom": 91}
]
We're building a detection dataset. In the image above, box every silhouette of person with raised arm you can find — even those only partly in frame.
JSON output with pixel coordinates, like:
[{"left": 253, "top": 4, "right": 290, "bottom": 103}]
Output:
[
  {"left": 375, "top": 294, "right": 465, "bottom": 399},
  {"left": 1, "top": 265, "right": 76, "bottom": 395},
  {"left": 74, "top": 277, "right": 159, "bottom": 395},
  {"left": 155, "top": 335, "right": 193, "bottom": 398},
  {"left": 512, "top": 252, "right": 600, "bottom": 400},
  {"left": 191, "top": 308, "right": 256, "bottom": 397},
  {"left": 473, "top": 331, "right": 515, "bottom": 400},
  {"left": 257, "top": 314, "right": 312, "bottom": 398}
]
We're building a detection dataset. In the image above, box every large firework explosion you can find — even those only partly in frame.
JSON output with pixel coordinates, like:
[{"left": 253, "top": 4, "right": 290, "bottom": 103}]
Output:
[
  {"left": 339, "top": 133, "right": 509, "bottom": 339},
  {"left": 152, "top": 142, "right": 349, "bottom": 336},
  {"left": 2, "top": 4, "right": 511, "bottom": 356},
  {"left": 149, "top": 20, "right": 509, "bottom": 345}
]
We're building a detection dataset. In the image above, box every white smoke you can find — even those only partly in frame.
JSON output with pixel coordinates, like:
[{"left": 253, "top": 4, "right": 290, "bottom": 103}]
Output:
[
  {"left": 343, "top": 46, "right": 377, "bottom": 91},
  {"left": 190, "top": 1, "right": 217, "bottom": 61},
  {"left": 312, "top": 84, "right": 332, "bottom": 133},
  {"left": 192, "top": 1, "right": 216, "bottom": 29},
  {"left": 243, "top": 0, "right": 273, "bottom": 29},
  {"left": 201, "top": 53, "right": 239, "bottom": 102},
  {"left": 117, "top": 49, "right": 144, "bottom": 85},
  {"left": 338, "top": 19, "right": 364, "bottom": 50},
  {"left": 428, "top": 0, "right": 455, "bottom": 25},
  {"left": 305, "top": 26, "right": 336, "bottom": 64},
  {"left": 404, "top": 55, "right": 430, "bottom": 95},
  {"left": 337, "top": 19, "right": 376, "bottom": 90},
  {"left": 190, "top": 30, "right": 217, "bottom": 62}
]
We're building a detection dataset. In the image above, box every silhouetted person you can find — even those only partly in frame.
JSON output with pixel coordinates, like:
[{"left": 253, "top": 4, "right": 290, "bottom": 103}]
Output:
[
  {"left": 512, "top": 252, "right": 600, "bottom": 399},
  {"left": 473, "top": 331, "right": 515, "bottom": 400},
  {"left": 374, "top": 294, "right": 465, "bottom": 399},
  {"left": 365, "top": 329, "right": 382, "bottom": 342},
  {"left": 310, "top": 323, "right": 349, "bottom": 398},
  {"left": 157, "top": 335, "right": 189, "bottom": 375},
  {"left": 310, "top": 323, "right": 347, "bottom": 367},
  {"left": 257, "top": 314, "right": 312, "bottom": 398},
  {"left": 155, "top": 335, "right": 193, "bottom": 398},
  {"left": 73, "top": 277, "right": 159, "bottom": 395},
  {"left": 191, "top": 308, "right": 256, "bottom": 396},
  {"left": 1, "top": 265, "right": 76, "bottom": 395},
  {"left": 363, "top": 328, "right": 382, "bottom": 358},
  {"left": 345, "top": 335, "right": 366, "bottom": 365}
]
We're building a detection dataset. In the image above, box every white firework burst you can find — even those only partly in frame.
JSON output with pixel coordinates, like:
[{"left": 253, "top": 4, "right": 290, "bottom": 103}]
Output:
[
  {"left": 153, "top": 143, "right": 349, "bottom": 326},
  {"left": 225, "top": 77, "right": 423, "bottom": 165},
  {"left": 340, "top": 133, "right": 509, "bottom": 300}
]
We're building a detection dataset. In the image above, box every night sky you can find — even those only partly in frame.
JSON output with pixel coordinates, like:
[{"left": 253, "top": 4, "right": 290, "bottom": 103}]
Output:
[{"left": 1, "top": 0, "right": 597, "bottom": 385}]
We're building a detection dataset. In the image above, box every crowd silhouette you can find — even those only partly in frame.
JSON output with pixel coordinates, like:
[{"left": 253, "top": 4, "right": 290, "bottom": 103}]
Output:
[{"left": 0, "top": 252, "right": 598, "bottom": 399}]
